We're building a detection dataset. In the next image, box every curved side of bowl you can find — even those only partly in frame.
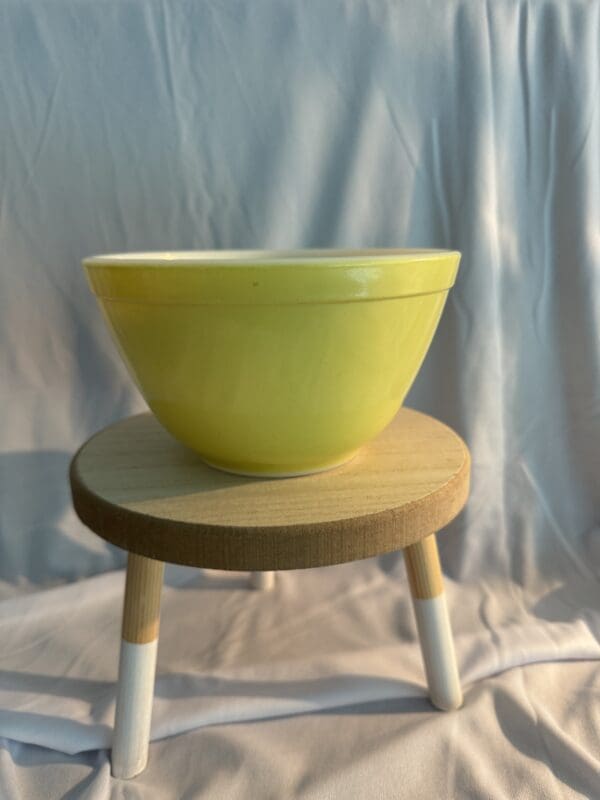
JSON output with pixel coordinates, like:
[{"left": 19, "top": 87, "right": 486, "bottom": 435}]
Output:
[{"left": 92, "top": 290, "right": 452, "bottom": 475}]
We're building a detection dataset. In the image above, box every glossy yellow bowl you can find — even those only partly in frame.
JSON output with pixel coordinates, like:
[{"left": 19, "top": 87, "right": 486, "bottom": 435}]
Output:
[{"left": 83, "top": 249, "right": 460, "bottom": 476}]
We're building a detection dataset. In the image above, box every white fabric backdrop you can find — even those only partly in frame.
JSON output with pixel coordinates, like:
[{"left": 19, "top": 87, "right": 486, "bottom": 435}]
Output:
[{"left": 0, "top": 1, "right": 599, "bottom": 797}]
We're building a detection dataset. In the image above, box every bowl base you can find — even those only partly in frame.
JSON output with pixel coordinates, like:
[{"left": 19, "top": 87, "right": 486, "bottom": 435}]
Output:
[{"left": 200, "top": 450, "right": 361, "bottom": 479}]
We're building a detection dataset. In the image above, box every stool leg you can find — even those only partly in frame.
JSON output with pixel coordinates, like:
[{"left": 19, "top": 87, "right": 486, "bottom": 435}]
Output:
[
  {"left": 249, "top": 570, "right": 275, "bottom": 590},
  {"left": 112, "top": 553, "right": 164, "bottom": 779},
  {"left": 404, "top": 534, "right": 462, "bottom": 711}
]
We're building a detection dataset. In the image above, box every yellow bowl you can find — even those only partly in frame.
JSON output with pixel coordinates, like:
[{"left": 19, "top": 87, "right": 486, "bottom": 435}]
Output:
[{"left": 83, "top": 249, "right": 460, "bottom": 476}]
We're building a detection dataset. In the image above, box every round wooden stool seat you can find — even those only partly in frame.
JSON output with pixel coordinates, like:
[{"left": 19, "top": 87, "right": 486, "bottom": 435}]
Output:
[{"left": 70, "top": 408, "right": 469, "bottom": 571}]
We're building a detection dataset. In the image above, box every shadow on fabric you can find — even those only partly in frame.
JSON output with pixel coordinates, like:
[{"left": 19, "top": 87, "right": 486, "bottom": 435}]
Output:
[{"left": 0, "top": 451, "right": 123, "bottom": 587}]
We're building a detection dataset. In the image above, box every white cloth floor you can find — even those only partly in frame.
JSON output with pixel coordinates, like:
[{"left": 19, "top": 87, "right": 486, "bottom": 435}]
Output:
[{"left": 0, "top": 560, "right": 599, "bottom": 797}]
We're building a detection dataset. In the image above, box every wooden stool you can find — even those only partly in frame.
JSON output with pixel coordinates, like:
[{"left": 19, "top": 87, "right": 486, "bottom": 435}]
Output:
[{"left": 70, "top": 408, "right": 470, "bottom": 779}]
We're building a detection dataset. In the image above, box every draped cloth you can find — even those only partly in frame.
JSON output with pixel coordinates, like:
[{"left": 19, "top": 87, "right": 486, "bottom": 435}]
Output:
[{"left": 0, "top": 1, "right": 598, "bottom": 796}]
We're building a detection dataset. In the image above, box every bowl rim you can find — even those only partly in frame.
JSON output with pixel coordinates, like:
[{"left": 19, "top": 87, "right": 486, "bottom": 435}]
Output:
[{"left": 83, "top": 248, "right": 460, "bottom": 268}]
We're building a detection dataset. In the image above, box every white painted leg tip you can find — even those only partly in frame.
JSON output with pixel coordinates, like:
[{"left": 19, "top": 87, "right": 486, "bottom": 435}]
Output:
[
  {"left": 111, "top": 759, "right": 148, "bottom": 780},
  {"left": 249, "top": 571, "right": 275, "bottom": 590},
  {"left": 430, "top": 692, "right": 463, "bottom": 712},
  {"left": 113, "top": 639, "right": 157, "bottom": 782},
  {"left": 412, "top": 594, "right": 462, "bottom": 713}
]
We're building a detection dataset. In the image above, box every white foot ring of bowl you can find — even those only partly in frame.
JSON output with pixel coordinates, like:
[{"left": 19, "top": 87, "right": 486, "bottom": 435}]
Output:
[{"left": 200, "top": 451, "right": 360, "bottom": 478}]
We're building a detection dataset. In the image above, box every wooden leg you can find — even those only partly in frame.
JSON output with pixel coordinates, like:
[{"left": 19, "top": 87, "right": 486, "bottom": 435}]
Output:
[
  {"left": 112, "top": 553, "right": 164, "bottom": 779},
  {"left": 404, "top": 534, "right": 462, "bottom": 711},
  {"left": 249, "top": 570, "right": 275, "bottom": 590}
]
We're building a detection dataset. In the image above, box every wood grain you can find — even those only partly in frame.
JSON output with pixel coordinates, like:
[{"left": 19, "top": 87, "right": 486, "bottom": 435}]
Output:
[
  {"left": 70, "top": 408, "right": 470, "bottom": 570},
  {"left": 121, "top": 553, "right": 164, "bottom": 643},
  {"left": 404, "top": 534, "right": 444, "bottom": 599}
]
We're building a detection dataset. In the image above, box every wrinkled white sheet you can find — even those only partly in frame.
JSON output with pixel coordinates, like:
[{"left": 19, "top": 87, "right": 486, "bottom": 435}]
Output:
[
  {"left": 1, "top": 0, "right": 599, "bottom": 797},
  {"left": 1, "top": 563, "right": 600, "bottom": 798}
]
